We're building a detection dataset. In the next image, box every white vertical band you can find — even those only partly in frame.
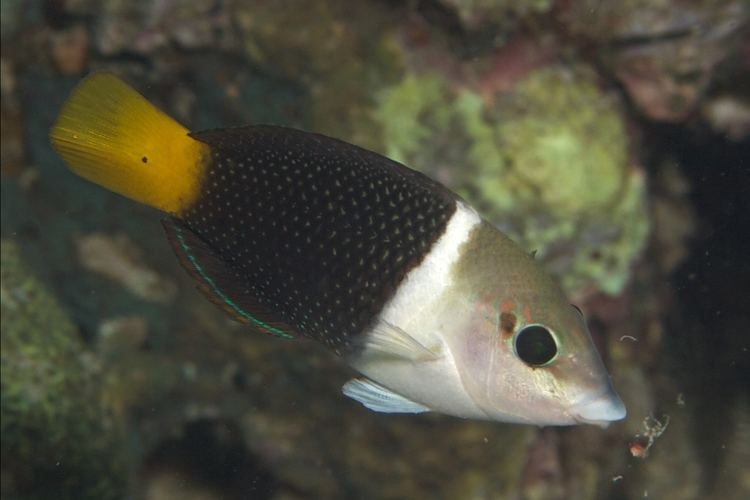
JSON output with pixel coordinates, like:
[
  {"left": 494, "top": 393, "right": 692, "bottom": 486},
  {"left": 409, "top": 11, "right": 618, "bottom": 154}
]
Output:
[{"left": 378, "top": 201, "right": 481, "bottom": 327}]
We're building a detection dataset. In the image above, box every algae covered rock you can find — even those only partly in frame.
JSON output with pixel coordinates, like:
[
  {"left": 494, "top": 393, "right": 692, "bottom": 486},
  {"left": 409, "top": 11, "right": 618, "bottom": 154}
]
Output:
[
  {"left": 234, "top": 0, "right": 404, "bottom": 150},
  {"left": 440, "top": 0, "right": 554, "bottom": 30},
  {"left": 479, "top": 68, "right": 626, "bottom": 215},
  {"left": 374, "top": 66, "right": 649, "bottom": 298},
  {"left": 558, "top": 0, "right": 745, "bottom": 122},
  {"left": 479, "top": 67, "right": 650, "bottom": 297},
  {"left": 0, "top": 240, "right": 127, "bottom": 500}
]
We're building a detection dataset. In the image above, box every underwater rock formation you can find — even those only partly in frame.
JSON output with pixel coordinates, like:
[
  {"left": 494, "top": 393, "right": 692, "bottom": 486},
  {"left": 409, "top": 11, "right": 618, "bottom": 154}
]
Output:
[
  {"left": 0, "top": 241, "right": 128, "bottom": 500},
  {"left": 440, "top": 0, "right": 554, "bottom": 30},
  {"left": 373, "top": 66, "right": 649, "bottom": 299},
  {"left": 559, "top": 0, "right": 746, "bottom": 122},
  {"left": 234, "top": 0, "right": 406, "bottom": 150},
  {"left": 1, "top": 0, "right": 747, "bottom": 499}
]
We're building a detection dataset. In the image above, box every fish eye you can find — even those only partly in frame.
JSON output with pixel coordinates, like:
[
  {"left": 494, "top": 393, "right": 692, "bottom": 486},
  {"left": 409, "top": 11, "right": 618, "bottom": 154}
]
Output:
[{"left": 514, "top": 325, "right": 558, "bottom": 367}]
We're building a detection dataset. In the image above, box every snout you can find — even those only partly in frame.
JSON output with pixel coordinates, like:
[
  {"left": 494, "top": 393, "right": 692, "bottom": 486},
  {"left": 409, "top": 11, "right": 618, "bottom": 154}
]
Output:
[{"left": 570, "top": 388, "right": 627, "bottom": 427}]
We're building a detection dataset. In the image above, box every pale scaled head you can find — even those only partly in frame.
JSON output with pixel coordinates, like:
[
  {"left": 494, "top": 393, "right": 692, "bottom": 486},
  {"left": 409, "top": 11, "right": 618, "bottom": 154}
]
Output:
[{"left": 447, "top": 222, "right": 626, "bottom": 426}]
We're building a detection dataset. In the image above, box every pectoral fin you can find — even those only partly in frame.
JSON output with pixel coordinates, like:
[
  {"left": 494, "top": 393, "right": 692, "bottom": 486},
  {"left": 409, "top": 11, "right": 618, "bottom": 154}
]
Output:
[
  {"left": 360, "top": 321, "right": 443, "bottom": 361},
  {"left": 342, "top": 378, "right": 430, "bottom": 414}
]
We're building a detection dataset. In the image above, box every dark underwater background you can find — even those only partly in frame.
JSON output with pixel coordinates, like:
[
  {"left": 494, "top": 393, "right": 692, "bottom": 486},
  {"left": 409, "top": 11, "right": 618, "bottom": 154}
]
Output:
[{"left": 1, "top": 1, "right": 748, "bottom": 499}]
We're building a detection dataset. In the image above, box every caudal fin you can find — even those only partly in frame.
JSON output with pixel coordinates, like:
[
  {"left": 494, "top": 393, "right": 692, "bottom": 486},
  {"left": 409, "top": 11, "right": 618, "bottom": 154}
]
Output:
[{"left": 50, "top": 73, "right": 209, "bottom": 214}]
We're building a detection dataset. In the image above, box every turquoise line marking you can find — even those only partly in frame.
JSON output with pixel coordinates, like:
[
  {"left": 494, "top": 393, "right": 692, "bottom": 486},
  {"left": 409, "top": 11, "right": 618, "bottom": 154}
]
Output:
[{"left": 175, "top": 226, "right": 294, "bottom": 339}]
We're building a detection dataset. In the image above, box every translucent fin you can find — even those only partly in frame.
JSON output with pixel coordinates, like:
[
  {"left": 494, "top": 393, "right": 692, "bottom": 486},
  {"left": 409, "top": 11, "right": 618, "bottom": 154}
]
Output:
[
  {"left": 361, "top": 321, "right": 443, "bottom": 361},
  {"left": 50, "top": 72, "right": 209, "bottom": 214},
  {"left": 342, "top": 378, "right": 430, "bottom": 414},
  {"left": 162, "top": 217, "right": 296, "bottom": 339}
]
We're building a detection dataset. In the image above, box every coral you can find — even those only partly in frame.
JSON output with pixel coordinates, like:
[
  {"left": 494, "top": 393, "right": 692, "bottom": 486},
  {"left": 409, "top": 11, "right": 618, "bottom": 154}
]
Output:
[
  {"left": 481, "top": 68, "right": 625, "bottom": 214},
  {"left": 75, "top": 232, "right": 177, "bottom": 304},
  {"left": 49, "top": 24, "right": 90, "bottom": 75},
  {"left": 375, "top": 74, "right": 451, "bottom": 165},
  {"left": 66, "top": 0, "right": 234, "bottom": 55},
  {"left": 440, "top": 0, "right": 554, "bottom": 30},
  {"left": 559, "top": 0, "right": 745, "bottom": 122},
  {"left": 0, "top": 240, "right": 127, "bottom": 500},
  {"left": 234, "top": 0, "right": 404, "bottom": 149},
  {"left": 702, "top": 95, "right": 750, "bottom": 142},
  {"left": 3, "top": 1, "right": 742, "bottom": 498},
  {"left": 373, "top": 66, "right": 650, "bottom": 297}
]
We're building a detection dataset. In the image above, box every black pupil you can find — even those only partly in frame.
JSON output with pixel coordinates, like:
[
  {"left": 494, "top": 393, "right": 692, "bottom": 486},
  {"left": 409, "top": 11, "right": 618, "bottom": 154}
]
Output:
[{"left": 515, "top": 325, "right": 557, "bottom": 366}]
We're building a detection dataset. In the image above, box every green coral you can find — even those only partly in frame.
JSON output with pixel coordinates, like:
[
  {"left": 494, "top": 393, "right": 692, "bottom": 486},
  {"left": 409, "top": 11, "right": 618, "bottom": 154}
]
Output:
[
  {"left": 376, "top": 74, "right": 452, "bottom": 164},
  {"left": 373, "top": 66, "right": 649, "bottom": 297},
  {"left": 477, "top": 69, "right": 627, "bottom": 216},
  {"left": 1, "top": 241, "right": 127, "bottom": 500}
]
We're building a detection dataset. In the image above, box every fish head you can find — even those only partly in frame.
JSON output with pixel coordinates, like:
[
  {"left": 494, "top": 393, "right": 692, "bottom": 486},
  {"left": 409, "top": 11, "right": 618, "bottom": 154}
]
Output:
[{"left": 446, "top": 241, "right": 626, "bottom": 426}]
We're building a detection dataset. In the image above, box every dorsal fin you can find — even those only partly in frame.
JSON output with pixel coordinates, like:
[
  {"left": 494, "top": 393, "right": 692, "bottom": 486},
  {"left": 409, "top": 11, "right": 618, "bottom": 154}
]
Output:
[{"left": 162, "top": 217, "right": 296, "bottom": 339}]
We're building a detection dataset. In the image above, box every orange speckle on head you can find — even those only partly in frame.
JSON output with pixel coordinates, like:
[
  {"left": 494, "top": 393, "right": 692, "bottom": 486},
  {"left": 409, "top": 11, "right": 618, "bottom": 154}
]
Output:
[
  {"left": 523, "top": 304, "right": 532, "bottom": 323},
  {"left": 500, "top": 299, "right": 516, "bottom": 313}
]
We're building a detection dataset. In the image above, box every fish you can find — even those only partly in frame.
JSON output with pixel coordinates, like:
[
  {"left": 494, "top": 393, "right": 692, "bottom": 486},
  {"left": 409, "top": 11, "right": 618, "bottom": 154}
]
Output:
[{"left": 50, "top": 73, "right": 626, "bottom": 426}]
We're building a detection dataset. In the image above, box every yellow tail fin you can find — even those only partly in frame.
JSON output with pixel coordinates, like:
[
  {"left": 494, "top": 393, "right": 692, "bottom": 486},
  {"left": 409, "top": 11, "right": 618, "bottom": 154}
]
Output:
[{"left": 50, "top": 73, "right": 209, "bottom": 214}]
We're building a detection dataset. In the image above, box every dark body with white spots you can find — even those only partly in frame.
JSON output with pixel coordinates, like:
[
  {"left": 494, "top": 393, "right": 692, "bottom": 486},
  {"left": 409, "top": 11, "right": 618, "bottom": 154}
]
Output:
[
  {"left": 174, "top": 126, "right": 457, "bottom": 353},
  {"left": 52, "top": 74, "right": 628, "bottom": 425}
]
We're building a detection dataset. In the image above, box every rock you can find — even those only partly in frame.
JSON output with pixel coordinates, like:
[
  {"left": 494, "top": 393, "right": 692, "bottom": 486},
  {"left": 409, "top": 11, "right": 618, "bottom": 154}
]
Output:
[
  {"left": 50, "top": 24, "right": 89, "bottom": 75},
  {"left": 75, "top": 232, "right": 178, "bottom": 304},
  {"left": 559, "top": 0, "right": 745, "bottom": 123},
  {"left": 1, "top": 240, "right": 128, "bottom": 500},
  {"left": 373, "top": 65, "right": 649, "bottom": 299},
  {"left": 702, "top": 95, "right": 750, "bottom": 142},
  {"left": 439, "top": 0, "right": 554, "bottom": 31}
]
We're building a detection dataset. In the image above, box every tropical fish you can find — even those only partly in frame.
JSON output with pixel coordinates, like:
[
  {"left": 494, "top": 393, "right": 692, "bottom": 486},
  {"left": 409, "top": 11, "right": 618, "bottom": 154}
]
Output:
[{"left": 50, "top": 73, "right": 626, "bottom": 426}]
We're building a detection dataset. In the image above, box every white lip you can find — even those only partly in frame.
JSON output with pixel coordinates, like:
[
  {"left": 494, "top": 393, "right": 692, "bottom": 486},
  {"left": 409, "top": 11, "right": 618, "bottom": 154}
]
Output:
[{"left": 571, "top": 389, "right": 627, "bottom": 427}]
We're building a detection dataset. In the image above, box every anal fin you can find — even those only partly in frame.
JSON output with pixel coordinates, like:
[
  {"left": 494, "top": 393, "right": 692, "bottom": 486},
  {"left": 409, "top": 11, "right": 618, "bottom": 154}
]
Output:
[
  {"left": 162, "top": 217, "right": 296, "bottom": 339},
  {"left": 342, "top": 378, "right": 430, "bottom": 414}
]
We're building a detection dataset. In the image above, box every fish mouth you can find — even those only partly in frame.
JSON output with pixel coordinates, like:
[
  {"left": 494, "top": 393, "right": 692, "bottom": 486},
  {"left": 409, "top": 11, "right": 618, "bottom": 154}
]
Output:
[{"left": 569, "top": 388, "right": 627, "bottom": 427}]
